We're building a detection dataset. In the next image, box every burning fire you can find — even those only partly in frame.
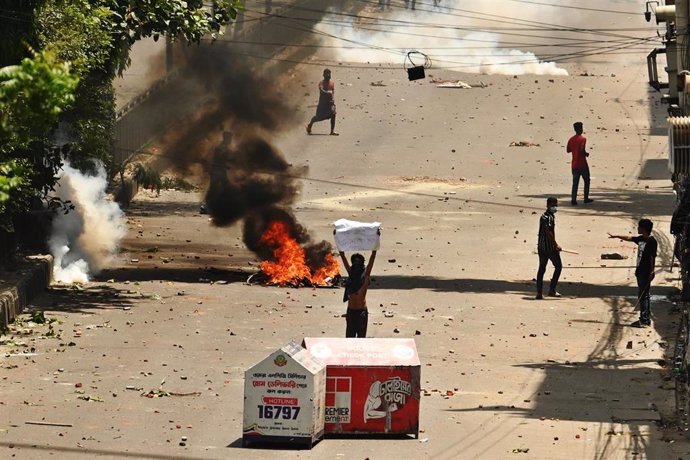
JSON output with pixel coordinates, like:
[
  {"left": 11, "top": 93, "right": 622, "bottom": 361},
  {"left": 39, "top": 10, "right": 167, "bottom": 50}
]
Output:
[{"left": 259, "top": 220, "right": 340, "bottom": 286}]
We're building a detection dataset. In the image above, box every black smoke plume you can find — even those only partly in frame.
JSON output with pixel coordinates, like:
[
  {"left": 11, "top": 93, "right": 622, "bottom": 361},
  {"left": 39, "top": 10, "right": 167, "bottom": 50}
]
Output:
[
  {"left": 205, "top": 133, "right": 298, "bottom": 227},
  {"left": 156, "top": 45, "right": 295, "bottom": 172},
  {"left": 154, "top": 44, "right": 336, "bottom": 267}
]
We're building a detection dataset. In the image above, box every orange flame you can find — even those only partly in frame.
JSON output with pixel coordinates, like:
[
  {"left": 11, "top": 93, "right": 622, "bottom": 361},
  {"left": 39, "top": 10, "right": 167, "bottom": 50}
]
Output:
[{"left": 259, "top": 221, "right": 339, "bottom": 285}]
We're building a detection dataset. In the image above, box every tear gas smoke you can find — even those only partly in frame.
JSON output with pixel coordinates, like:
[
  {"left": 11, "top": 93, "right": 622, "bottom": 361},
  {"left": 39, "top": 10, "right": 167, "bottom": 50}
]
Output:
[
  {"left": 49, "top": 161, "right": 125, "bottom": 283},
  {"left": 311, "top": 0, "right": 628, "bottom": 76}
]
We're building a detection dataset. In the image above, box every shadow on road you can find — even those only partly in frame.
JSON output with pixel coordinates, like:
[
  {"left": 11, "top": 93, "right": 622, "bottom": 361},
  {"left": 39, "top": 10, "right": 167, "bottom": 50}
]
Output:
[
  {"left": 0, "top": 441, "right": 210, "bottom": 460},
  {"left": 371, "top": 275, "right": 677, "bottom": 299},
  {"left": 520, "top": 186, "right": 675, "bottom": 219},
  {"left": 98, "top": 267, "right": 250, "bottom": 284},
  {"left": 444, "top": 292, "right": 678, "bottom": 458},
  {"left": 29, "top": 284, "right": 136, "bottom": 313},
  {"left": 125, "top": 199, "right": 203, "bottom": 217}
]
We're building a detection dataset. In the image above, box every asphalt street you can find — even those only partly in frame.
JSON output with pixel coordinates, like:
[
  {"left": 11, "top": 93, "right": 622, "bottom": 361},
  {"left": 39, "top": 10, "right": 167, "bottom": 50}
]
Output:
[{"left": 1, "top": 46, "right": 687, "bottom": 460}]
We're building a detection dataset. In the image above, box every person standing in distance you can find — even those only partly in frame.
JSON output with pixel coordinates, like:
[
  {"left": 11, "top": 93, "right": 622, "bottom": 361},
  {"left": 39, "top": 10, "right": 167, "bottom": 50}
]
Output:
[
  {"left": 608, "top": 219, "right": 658, "bottom": 328},
  {"left": 306, "top": 68, "right": 339, "bottom": 136},
  {"left": 536, "top": 197, "right": 562, "bottom": 299},
  {"left": 339, "top": 250, "right": 377, "bottom": 337},
  {"left": 567, "top": 121, "right": 593, "bottom": 206}
]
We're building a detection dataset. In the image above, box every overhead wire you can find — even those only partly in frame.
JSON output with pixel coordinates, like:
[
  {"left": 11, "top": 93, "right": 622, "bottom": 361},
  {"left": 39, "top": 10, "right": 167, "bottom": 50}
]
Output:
[
  {"left": 217, "top": 1, "right": 665, "bottom": 71},
  {"left": 319, "top": 19, "right": 658, "bottom": 46},
  {"left": 349, "top": 0, "right": 653, "bottom": 39},
  {"left": 308, "top": 14, "right": 654, "bottom": 36},
  {"left": 241, "top": 6, "right": 656, "bottom": 61},
  {"left": 248, "top": 3, "right": 659, "bottom": 41},
  {"left": 238, "top": 9, "right": 659, "bottom": 69},
  {"left": 220, "top": 38, "right": 653, "bottom": 52},
  {"left": 504, "top": 0, "right": 641, "bottom": 15},
  {"left": 218, "top": 36, "right": 657, "bottom": 71},
  {"left": 250, "top": 1, "right": 660, "bottom": 54}
]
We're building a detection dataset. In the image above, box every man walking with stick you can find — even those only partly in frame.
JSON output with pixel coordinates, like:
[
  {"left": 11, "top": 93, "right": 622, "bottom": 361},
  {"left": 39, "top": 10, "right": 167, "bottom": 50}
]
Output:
[
  {"left": 536, "top": 197, "right": 563, "bottom": 299},
  {"left": 608, "top": 219, "right": 658, "bottom": 327}
]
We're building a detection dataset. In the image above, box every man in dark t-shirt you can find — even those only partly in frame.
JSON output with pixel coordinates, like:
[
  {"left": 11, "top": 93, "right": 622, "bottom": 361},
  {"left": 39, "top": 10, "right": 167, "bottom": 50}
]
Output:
[
  {"left": 608, "top": 219, "right": 658, "bottom": 327},
  {"left": 536, "top": 197, "right": 562, "bottom": 299}
]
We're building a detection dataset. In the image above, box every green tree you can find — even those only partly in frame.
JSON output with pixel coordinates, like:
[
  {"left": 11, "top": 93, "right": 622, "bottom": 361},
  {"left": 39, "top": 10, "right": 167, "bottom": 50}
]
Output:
[
  {"left": 108, "top": 0, "right": 241, "bottom": 74},
  {"left": 34, "top": 0, "right": 242, "bottom": 172},
  {"left": 0, "top": 0, "right": 43, "bottom": 67},
  {"left": 0, "top": 49, "right": 78, "bottom": 209},
  {"left": 0, "top": 0, "right": 241, "bottom": 251}
]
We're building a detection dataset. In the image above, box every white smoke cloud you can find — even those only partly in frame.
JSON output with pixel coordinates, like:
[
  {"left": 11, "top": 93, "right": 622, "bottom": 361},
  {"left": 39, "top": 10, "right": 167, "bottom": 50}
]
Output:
[
  {"left": 49, "top": 161, "right": 125, "bottom": 284},
  {"left": 312, "top": 0, "right": 634, "bottom": 76}
]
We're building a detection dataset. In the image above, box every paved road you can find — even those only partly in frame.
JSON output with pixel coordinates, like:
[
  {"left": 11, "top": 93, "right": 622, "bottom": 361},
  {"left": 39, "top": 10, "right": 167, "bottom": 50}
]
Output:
[{"left": 2, "top": 24, "right": 688, "bottom": 460}]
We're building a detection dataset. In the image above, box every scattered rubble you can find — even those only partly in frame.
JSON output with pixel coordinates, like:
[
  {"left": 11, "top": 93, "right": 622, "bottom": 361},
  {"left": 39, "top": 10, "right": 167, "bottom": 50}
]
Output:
[{"left": 509, "top": 141, "right": 541, "bottom": 147}]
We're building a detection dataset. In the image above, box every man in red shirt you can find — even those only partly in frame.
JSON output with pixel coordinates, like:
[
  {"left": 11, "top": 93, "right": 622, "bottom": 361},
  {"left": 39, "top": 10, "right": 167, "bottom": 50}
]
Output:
[{"left": 566, "top": 121, "right": 593, "bottom": 206}]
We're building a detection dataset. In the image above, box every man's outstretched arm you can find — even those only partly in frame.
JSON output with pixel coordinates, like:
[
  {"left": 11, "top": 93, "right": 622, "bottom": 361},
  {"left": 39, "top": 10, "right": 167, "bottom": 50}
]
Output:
[{"left": 607, "top": 232, "right": 633, "bottom": 242}]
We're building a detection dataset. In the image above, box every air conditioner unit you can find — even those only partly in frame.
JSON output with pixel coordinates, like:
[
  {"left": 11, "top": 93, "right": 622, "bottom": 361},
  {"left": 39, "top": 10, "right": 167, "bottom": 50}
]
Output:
[{"left": 669, "top": 116, "right": 690, "bottom": 174}]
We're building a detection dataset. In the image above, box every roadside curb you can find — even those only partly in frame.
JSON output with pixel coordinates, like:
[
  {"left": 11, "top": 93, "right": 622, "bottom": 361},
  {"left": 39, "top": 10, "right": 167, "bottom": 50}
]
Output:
[{"left": 0, "top": 255, "right": 53, "bottom": 330}]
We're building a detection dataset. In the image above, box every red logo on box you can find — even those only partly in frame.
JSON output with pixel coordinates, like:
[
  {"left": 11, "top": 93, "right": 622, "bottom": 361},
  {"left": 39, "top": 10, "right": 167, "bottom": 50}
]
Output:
[{"left": 325, "top": 376, "right": 352, "bottom": 423}]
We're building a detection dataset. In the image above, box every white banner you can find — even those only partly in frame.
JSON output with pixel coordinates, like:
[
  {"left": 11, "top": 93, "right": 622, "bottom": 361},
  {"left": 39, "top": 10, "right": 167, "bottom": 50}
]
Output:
[{"left": 333, "top": 219, "right": 381, "bottom": 251}]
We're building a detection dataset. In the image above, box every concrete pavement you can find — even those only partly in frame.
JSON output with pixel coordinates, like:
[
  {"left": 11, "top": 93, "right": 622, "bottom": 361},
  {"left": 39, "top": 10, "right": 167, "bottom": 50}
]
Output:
[
  {"left": 0, "top": 256, "right": 52, "bottom": 330},
  {"left": 1, "top": 59, "right": 688, "bottom": 458}
]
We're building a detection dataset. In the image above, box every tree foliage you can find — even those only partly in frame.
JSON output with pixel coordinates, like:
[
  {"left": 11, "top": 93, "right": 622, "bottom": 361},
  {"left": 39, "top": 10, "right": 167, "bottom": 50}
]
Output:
[
  {"left": 0, "top": 50, "right": 78, "bottom": 211},
  {"left": 36, "top": 0, "right": 113, "bottom": 76},
  {"left": 0, "top": 49, "right": 78, "bottom": 148},
  {"left": 0, "top": 0, "right": 241, "bottom": 231},
  {"left": 108, "top": 0, "right": 240, "bottom": 73}
]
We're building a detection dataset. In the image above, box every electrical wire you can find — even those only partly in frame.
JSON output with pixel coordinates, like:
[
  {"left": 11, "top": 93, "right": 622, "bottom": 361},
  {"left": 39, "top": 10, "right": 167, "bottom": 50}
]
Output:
[
  {"left": 318, "top": 19, "right": 656, "bottom": 45},
  {"left": 350, "top": 0, "right": 653, "bottom": 38},
  {"left": 248, "top": 7, "right": 645, "bottom": 53},
  {"left": 216, "top": 38, "right": 653, "bottom": 52},
  {"left": 243, "top": 4, "right": 660, "bottom": 52},
  {"left": 504, "top": 0, "right": 641, "bottom": 15},
  {"left": 259, "top": 11, "right": 659, "bottom": 66},
  {"left": 247, "top": 4, "right": 659, "bottom": 41},
  {"left": 248, "top": 0, "right": 651, "bottom": 35},
  {"left": 214, "top": 37, "right": 657, "bottom": 72},
  {"left": 307, "top": 14, "right": 655, "bottom": 34}
]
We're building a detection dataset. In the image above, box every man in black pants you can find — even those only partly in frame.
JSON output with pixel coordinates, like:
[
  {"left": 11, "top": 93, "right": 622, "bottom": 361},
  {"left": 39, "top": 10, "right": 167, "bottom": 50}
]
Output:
[
  {"left": 566, "top": 121, "right": 593, "bottom": 206},
  {"left": 339, "top": 250, "right": 376, "bottom": 337},
  {"left": 536, "top": 197, "right": 562, "bottom": 299},
  {"left": 608, "top": 219, "right": 658, "bottom": 327}
]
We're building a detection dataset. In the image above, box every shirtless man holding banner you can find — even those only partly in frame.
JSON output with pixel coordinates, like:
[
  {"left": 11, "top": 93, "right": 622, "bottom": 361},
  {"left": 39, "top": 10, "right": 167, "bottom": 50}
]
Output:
[{"left": 334, "top": 219, "right": 380, "bottom": 338}]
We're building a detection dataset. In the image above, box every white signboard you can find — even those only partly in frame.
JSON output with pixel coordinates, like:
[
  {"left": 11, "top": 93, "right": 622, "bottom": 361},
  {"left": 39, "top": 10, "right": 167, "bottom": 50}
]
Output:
[
  {"left": 333, "top": 219, "right": 381, "bottom": 252},
  {"left": 243, "top": 341, "right": 326, "bottom": 445}
]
